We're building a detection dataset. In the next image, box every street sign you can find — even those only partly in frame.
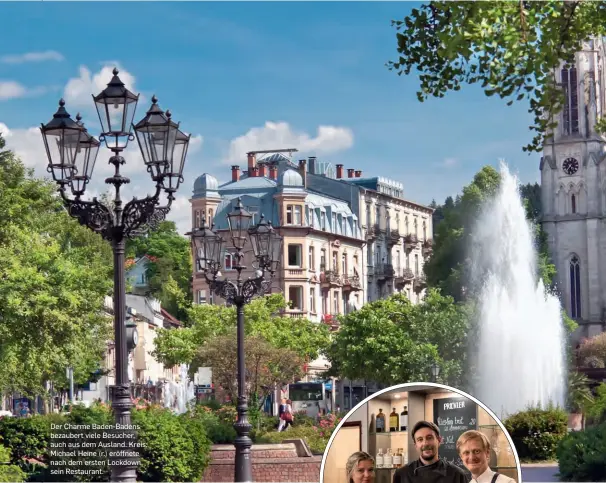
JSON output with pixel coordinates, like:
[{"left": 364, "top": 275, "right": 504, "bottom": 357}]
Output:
[
  {"left": 194, "top": 367, "right": 212, "bottom": 386},
  {"left": 196, "top": 387, "right": 212, "bottom": 394}
]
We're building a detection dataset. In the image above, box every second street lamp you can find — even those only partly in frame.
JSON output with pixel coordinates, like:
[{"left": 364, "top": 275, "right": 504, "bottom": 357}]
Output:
[
  {"left": 189, "top": 199, "right": 283, "bottom": 483},
  {"left": 40, "top": 68, "right": 190, "bottom": 483}
]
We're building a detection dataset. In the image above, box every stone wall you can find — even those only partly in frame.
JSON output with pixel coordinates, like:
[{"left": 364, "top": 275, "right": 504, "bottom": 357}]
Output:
[{"left": 201, "top": 443, "right": 322, "bottom": 482}]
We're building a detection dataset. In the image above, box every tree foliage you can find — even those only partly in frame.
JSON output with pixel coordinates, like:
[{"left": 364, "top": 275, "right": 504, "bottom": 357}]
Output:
[
  {"left": 325, "top": 291, "right": 470, "bottom": 386},
  {"left": 126, "top": 221, "right": 192, "bottom": 322},
  {"left": 193, "top": 333, "right": 304, "bottom": 408},
  {"left": 153, "top": 294, "right": 331, "bottom": 372},
  {"left": 389, "top": 1, "right": 605, "bottom": 152},
  {"left": 426, "top": 167, "right": 557, "bottom": 300},
  {"left": 0, "top": 134, "right": 112, "bottom": 395},
  {"left": 424, "top": 166, "right": 501, "bottom": 300}
]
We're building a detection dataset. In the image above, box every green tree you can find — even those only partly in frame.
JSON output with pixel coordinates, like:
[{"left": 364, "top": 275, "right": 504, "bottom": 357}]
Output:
[
  {"left": 153, "top": 294, "right": 331, "bottom": 373},
  {"left": 388, "top": 1, "right": 605, "bottom": 152},
  {"left": 193, "top": 333, "right": 304, "bottom": 408},
  {"left": 0, "top": 134, "right": 112, "bottom": 397},
  {"left": 126, "top": 221, "right": 192, "bottom": 322},
  {"left": 425, "top": 166, "right": 500, "bottom": 300},
  {"left": 325, "top": 290, "right": 470, "bottom": 386}
]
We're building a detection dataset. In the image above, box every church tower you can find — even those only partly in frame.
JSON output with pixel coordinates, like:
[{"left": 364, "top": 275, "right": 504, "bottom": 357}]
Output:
[{"left": 541, "top": 38, "right": 606, "bottom": 340}]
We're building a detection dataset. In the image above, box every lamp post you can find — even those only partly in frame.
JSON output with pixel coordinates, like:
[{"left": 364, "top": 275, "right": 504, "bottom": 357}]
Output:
[
  {"left": 189, "top": 199, "right": 283, "bottom": 483},
  {"left": 40, "top": 68, "right": 189, "bottom": 483},
  {"left": 431, "top": 362, "right": 441, "bottom": 383}
]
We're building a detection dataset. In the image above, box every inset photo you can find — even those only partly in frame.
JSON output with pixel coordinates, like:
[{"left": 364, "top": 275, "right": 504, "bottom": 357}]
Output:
[{"left": 321, "top": 382, "right": 521, "bottom": 483}]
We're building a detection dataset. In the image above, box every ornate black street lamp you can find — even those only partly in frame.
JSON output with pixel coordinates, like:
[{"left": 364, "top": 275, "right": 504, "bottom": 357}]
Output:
[
  {"left": 189, "top": 199, "right": 283, "bottom": 483},
  {"left": 431, "top": 362, "right": 441, "bottom": 383},
  {"left": 40, "top": 68, "right": 189, "bottom": 483}
]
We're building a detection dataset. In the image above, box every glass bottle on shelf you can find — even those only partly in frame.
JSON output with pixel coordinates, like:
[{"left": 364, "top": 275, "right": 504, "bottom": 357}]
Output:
[
  {"left": 376, "top": 448, "right": 384, "bottom": 469},
  {"left": 376, "top": 409, "right": 386, "bottom": 433},
  {"left": 392, "top": 448, "right": 402, "bottom": 468},
  {"left": 400, "top": 405, "right": 408, "bottom": 431},
  {"left": 389, "top": 408, "right": 399, "bottom": 432},
  {"left": 383, "top": 448, "right": 393, "bottom": 469},
  {"left": 402, "top": 448, "right": 408, "bottom": 465}
]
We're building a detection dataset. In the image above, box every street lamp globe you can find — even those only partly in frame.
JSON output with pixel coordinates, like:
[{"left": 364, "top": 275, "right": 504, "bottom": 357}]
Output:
[
  {"left": 69, "top": 114, "right": 101, "bottom": 197},
  {"left": 189, "top": 217, "right": 224, "bottom": 275},
  {"left": 93, "top": 67, "right": 139, "bottom": 150},
  {"left": 431, "top": 362, "right": 441, "bottom": 381},
  {"left": 133, "top": 95, "right": 180, "bottom": 182},
  {"left": 40, "top": 99, "right": 86, "bottom": 186},
  {"left": 161, "top": 125, "right": 190, "bottom": 196},
  {"left": 248, "top": 214, "right": 283, "bottom": 275},
  {"left": 227, "top": 197, "right": 253, "bottom": 251}
]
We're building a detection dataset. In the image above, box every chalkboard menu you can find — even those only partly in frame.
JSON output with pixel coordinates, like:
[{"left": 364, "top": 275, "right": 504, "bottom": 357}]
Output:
[{"left": 433, "top": 397, "right": 478, "bottom": 471}]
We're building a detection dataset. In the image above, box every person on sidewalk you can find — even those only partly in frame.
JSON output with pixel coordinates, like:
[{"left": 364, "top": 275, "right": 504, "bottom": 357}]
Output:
[
  {"left": 393, "top": 420, "right": 469, "bottom": 483},
  {"left": 279, "top": 399, "right": 294, "bottom": 431},
  {"left": 457, "top": 430, "right": 515, "bottom": 483},
  {"left": 277, "top": 398, "right": 287, "bottom": 432}
]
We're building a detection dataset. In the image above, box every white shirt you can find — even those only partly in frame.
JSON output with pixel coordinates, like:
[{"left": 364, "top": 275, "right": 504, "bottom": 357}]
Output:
[{"left": 471, "top": 468, "right": 516, "bottom": 483}]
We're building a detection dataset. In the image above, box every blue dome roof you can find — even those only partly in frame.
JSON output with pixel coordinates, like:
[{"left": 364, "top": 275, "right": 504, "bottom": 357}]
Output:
[
  {"left": 193, "top": 173, "right": 219, "bottom": 195},
  {"left": 280, "top": 169, "right": 303, "bottom": 187}
]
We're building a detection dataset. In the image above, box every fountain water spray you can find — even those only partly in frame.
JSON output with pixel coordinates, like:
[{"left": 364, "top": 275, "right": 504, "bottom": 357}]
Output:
[
  {"left": 163, "top": 364, "right": 196, "bottom": 414},
  {"left": 471, "top": 161, "right": 566, "bottom": 418}
]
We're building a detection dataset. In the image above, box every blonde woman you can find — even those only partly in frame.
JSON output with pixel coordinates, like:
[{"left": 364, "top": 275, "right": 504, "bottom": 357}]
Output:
[
  {"left": 346, "top": 451, "right": 375, "bottom": 483},
  {"left": 456, "top": 430, "right": 515, "bottom": 483}
]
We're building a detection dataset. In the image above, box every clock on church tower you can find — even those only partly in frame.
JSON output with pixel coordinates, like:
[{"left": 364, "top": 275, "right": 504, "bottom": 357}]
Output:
[{"left": 562, "top": 157, "right": 579, "bottom": 175}]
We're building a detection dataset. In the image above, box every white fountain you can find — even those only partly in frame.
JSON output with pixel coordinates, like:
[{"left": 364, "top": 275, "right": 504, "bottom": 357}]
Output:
[
  {"left": 163, "top": 364, "right": 196, "bottom": 414},
  {"left": 471, "top": 161, "right": 566, "bottom": 418}
]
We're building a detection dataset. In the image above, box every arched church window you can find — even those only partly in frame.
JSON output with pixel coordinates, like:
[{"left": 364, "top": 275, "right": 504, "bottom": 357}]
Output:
[
  {"left": 570, "top": 256, "right": 582, "bottom": 318},
  {"left": 561, "top": 67, "right": 579, "bottom": 134},
  {"left": 571, "top": 194, "right": 577, "bottom": 214}
]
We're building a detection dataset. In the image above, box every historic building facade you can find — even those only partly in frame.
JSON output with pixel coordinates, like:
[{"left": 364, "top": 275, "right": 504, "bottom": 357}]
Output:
[
  {"left": 541, "top": 37, "right": 606, "bottom": 340},
  {"left": 190, "top": 151, "right": 365, "bottom": 376}
]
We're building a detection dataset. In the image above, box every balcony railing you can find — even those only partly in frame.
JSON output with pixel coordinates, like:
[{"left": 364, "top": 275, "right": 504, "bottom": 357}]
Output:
[
  {"left": 321, "top": 270, "right": 342, "bottom": 286},
  {"left": 376, "top": 263, "right": 395, "bottom": 279},
  {"left": 342, "top": 273, "right": 362, "bottom": 291},
  {"left": 422, "top": 239, "right": 433, "bottom": 257},
  {"left": 387, "top": 228, "right": 400, "bottom": 246},
  {"left": 414, "top": 273, "right": 427, "bottom": 293},
  {"left": 404, "top": 234, "right": 419, "bottom": 251},
  {"left": 394, "top": 268, "right": 415, "bottom": 287}
]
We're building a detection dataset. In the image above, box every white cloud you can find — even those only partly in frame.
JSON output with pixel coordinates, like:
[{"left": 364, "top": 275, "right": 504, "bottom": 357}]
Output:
[
  {"left": 64, "top": 64, "right": 140, "bottom": 108},
  {"left": 0, "top": 51, "right": 64, "bottom": 64},
  {"left": 223, "top": 121, "right": 354, "bottom": 164},
  {"left": 0, "top": 81, "right": 52, "bottom": 101},
  {"left": 441, "top": 157, "right": 458, "bottom": 168},
  {"left": 0, "top": 81, "right": 26, "bottom": 100}
]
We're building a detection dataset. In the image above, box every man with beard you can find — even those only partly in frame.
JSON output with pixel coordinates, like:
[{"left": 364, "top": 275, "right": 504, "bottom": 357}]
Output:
[
  {"left": 457, "top": 431, "right": 516, "bottom": 483},
  {"left": 393, "top": 421, "right": 469, "bottom": 483}
]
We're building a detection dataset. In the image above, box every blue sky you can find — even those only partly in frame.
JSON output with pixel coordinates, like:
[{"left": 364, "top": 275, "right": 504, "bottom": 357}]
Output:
[{"left": 0, "top": 1, "right": 540, "bottom": 234}]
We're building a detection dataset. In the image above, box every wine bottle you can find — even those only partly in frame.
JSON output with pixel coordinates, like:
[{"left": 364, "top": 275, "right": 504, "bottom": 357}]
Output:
[
  {"left": 390, "top": 408, "right": 399, "bottom": 432},
  {"left": 376, "top": 448, "right": 384, "bottom": 469},
  {"left": 376, "top": 409, "right": 386, "bottom": 433},
  {"left": 392, "top": 448, "right": 402, "bottom": 468},
  {"left": 400, "top": 405, "right": 408, "bottom": 431},
  {"left": 384, "top": 448, "right": 393, "bottom": 469}
]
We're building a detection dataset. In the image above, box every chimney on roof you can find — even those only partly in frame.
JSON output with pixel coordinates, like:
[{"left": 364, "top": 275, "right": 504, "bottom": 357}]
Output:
[
  {"left": 258, "top": 163, "right": 267, "bottom": 177},
  {"left": 269, "top": 164, "right": 278, "bottom": 180},
  {"left": 247, "top": 152, "right": 256, "bottom": 170},
  {"left": 336, "top": 164, "right": 344, "bottom": 179},
  {"left": 355, "top": 170, "right": 362, "bottom": 178},
  {"left": 308, "top": 156, "right": 317, "bottom": 174},
  {"left": 250, "top": 166, "right": 259, "bottom": 177},
  {"left": 347, "top": 168, "right": 355, "bottom": 178},
  {"left": 231, "top": 165, "right": 240, "bottom": 182},
  {"left": 299, "top": 159, "right": 307, "bottom": 188}
]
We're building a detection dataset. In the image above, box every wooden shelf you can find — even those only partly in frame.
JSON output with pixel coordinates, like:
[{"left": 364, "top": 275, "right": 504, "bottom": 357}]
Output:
[{"left": 370, "top": 430, "right": 408, "bottom": 435}]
